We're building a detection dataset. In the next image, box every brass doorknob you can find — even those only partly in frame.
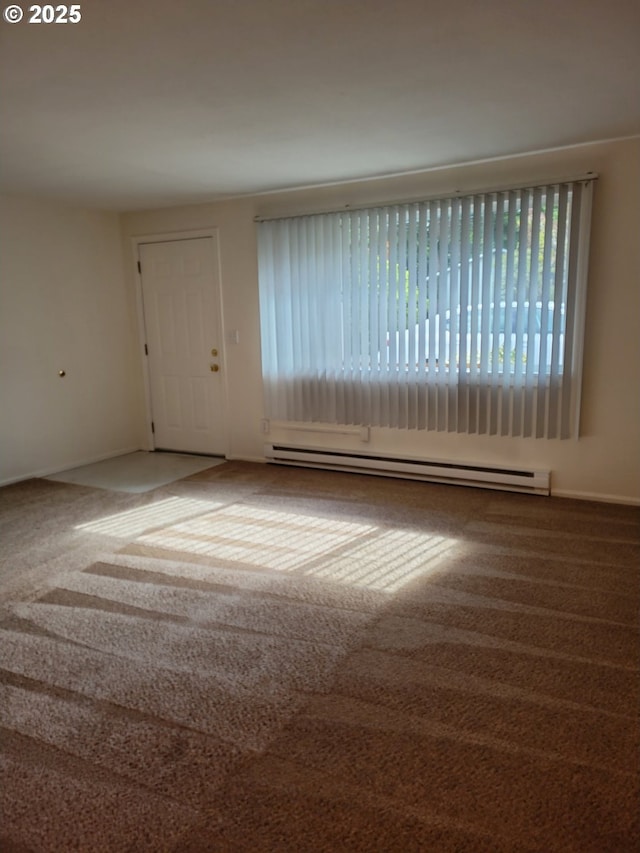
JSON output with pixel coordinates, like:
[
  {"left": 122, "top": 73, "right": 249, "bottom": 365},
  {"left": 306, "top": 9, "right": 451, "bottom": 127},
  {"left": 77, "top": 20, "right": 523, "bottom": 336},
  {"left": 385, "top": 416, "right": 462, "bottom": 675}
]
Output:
[{"left": 210, "top": 364, "right": 220, "bottom": 372}]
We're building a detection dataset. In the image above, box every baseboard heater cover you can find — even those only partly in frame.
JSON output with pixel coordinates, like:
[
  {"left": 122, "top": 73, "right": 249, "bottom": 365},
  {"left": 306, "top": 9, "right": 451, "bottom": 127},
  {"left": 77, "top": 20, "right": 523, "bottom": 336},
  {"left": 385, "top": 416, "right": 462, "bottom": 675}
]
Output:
[{"left": 264, "top": 443, "right": 550, "bottom": 495}]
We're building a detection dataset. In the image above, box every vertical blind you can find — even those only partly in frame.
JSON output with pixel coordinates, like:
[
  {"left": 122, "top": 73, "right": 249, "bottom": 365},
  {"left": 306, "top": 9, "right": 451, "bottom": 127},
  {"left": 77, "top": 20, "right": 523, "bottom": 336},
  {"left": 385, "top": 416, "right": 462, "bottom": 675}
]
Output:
[{"left": 257, "top": 178, "right": 594, "bottom": 438}]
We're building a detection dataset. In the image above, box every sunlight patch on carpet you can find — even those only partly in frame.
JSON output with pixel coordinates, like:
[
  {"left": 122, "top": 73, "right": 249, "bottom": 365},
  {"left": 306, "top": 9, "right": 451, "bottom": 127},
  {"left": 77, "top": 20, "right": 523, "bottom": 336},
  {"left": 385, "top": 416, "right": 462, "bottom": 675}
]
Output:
[
  {"left": 133, "top": 504, "right": 457, "bottom": 592},
  {"left": 75, "top": 497, "right": 224, "bottom": 538},
  {"left": 136, "top": 505, "right": 374, "bottom": 572},
  {"left": 307, "top": 529, "right": 456, "bottom": 593}
]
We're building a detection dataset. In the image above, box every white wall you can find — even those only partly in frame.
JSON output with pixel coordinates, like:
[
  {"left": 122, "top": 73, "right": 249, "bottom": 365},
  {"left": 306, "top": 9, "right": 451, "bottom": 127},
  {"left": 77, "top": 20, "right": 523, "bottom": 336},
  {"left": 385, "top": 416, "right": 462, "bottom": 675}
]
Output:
[
  {"left": 0, "top": 195, "right": 143, "bottom": 484},
  {"left": 121, "top": 138, "right": 640, "bottom": 504}
]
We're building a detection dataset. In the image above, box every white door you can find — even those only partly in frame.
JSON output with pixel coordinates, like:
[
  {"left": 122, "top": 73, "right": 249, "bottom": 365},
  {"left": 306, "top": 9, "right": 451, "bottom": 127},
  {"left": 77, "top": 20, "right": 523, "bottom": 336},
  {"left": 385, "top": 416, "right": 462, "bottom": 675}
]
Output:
[{"left": 139, "top": 236, "right": 226, "bottom": 455}]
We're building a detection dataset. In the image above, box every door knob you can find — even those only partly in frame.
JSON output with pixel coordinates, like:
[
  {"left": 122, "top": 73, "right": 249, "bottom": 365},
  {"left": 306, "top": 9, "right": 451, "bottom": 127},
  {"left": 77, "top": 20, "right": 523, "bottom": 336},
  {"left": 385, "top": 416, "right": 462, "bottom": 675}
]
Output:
[{"left": 210, "top": 364, "right": 220, "bottom": 372}]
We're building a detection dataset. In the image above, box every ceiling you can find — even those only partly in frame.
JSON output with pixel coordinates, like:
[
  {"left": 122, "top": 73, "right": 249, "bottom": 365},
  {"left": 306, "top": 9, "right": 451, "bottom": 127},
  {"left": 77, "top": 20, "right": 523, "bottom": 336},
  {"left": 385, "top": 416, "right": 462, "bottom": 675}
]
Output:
[{"left": 1, "top": 0, "right": 639, "bottom": 211}]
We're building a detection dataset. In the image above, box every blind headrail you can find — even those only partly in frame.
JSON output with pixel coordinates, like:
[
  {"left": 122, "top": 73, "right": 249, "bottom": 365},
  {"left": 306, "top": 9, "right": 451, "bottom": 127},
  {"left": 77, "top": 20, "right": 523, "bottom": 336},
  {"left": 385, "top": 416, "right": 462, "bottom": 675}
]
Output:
[{"left": 254, "top": 172, "right": 598, "bottom": 223}]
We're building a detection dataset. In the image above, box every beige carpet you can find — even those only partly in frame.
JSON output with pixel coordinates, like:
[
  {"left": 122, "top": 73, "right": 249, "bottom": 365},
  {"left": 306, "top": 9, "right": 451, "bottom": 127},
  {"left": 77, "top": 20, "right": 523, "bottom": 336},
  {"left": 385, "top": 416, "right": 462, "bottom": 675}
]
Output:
[{"left": 0, "top": 461, "right": 638, "bottom": 851}]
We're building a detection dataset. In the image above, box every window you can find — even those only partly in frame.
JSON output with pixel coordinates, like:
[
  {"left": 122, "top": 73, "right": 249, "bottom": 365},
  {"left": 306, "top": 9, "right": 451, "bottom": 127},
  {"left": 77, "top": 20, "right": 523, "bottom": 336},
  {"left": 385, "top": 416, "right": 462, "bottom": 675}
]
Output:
[{"left": 257, "top": 178, "right": 594, "bottom": 438}]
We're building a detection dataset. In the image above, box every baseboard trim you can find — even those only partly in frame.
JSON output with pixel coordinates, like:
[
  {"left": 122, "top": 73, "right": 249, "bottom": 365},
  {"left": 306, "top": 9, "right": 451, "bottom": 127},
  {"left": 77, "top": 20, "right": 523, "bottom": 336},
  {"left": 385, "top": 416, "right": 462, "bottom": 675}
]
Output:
[
  {"left": 0, "top": 446, "right": 142, "bottom": 488},
  {"left": 551, "top": 488, "right": 640, "bottom": 506},
  {"left": 2, "top": 452, "right": 637, "bottom": 506}
]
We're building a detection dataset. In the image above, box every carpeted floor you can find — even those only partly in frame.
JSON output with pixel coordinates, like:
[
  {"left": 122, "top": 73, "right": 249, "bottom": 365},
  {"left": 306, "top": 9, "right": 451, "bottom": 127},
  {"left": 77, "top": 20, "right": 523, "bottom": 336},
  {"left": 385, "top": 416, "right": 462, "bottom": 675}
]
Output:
[{"left": 0, "top": 461, "right": 638, "bottom": 852}]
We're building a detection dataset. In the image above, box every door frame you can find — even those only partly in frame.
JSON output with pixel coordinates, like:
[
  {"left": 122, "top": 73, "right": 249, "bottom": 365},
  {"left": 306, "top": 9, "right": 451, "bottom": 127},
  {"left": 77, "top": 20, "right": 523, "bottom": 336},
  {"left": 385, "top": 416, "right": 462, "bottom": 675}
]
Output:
[{"left": 130, "top": 229, "right": 229, "bottom": 456}]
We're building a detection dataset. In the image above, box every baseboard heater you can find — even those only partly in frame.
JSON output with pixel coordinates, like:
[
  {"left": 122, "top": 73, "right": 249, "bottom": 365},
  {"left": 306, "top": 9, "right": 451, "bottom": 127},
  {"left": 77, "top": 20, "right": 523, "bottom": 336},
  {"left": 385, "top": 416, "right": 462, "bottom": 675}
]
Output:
[{"left": 265, "top": 443, "right": 550, "bottom": 495}]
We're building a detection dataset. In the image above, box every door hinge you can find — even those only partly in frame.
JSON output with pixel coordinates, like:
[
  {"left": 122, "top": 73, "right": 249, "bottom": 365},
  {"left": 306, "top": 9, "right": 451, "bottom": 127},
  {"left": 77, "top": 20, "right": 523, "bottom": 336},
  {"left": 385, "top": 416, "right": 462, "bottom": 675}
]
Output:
[
  {"left": 137, "top": 260, "right": 142, "bottom": 274},
  {"left": 144, "top": 343, "right": 148, "bottom": 355},
  {"left": 151, "top": 421, "right": 155, "bottom": 434}
]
